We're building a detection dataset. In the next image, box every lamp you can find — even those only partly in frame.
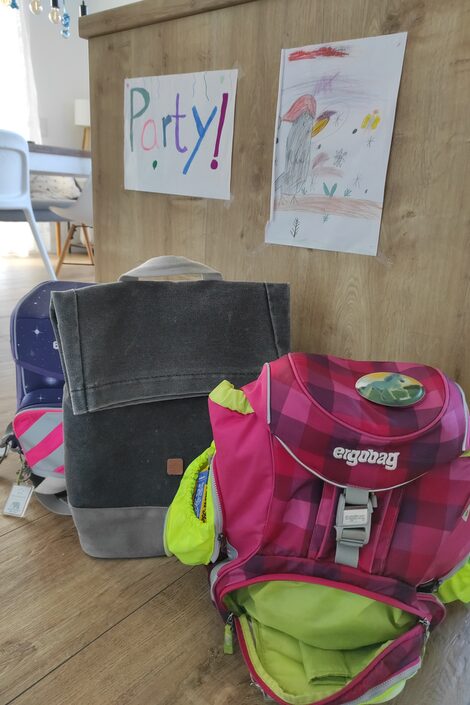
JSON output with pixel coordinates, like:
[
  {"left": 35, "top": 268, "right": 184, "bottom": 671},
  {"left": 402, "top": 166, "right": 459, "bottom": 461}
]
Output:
[
  {"left": 29, "top": 0, "right": 43, "bottom": 14},
  {"left": 48, "top": 0, "right": 60, "bottom": 24},
  {"left": 1, "top": 0, "right": 89, "bottom": 36},
  {"left": 74, "top": 98, "right": 91, "bottom": 150}
]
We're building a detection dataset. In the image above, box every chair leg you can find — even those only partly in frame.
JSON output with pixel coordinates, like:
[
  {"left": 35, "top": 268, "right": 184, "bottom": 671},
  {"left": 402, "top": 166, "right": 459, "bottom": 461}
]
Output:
[
  {"left": 82, "top": 127, "right": 91, "bottom": 151},
  {"left": 55, "top": 222, "right": 61, "bottom": 257},
  {"left": 81, "top": 225, "right": 95, "bottom": 265},
  {"left": 55, "top": 224, "right": 76, "bottom": 276},
  {"left": 24, "top": 209, "right": 57, "bottom": 281}
]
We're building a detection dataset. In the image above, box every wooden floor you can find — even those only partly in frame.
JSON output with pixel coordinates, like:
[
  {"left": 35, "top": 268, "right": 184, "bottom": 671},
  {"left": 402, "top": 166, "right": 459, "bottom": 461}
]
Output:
[{"left": 0, "top": 256, "right": 468, "bottom": 705}]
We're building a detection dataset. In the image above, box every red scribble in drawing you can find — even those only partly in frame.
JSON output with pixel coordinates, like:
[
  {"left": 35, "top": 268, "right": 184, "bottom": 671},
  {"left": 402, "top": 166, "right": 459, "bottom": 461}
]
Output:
[
  {"left": 283, "top": 95, "right": 317, "bottom": 121},
  {"left": 288, "top": 47, "right": 348, "bottom": 61}
]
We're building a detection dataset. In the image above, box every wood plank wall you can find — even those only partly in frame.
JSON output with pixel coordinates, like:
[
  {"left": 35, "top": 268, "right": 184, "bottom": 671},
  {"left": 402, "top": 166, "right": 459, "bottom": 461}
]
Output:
[{"left": 81, "top": 0, "right": 470, "bottom": 389}]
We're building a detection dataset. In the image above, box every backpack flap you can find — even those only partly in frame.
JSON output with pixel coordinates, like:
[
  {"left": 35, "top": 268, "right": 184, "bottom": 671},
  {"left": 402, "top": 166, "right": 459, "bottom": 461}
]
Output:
[
  {"left": 260, "top": 353, "right": 468, "bottom": 492},
  {"left": 50, "top": 280, "right": 290, "bottom": 415}
]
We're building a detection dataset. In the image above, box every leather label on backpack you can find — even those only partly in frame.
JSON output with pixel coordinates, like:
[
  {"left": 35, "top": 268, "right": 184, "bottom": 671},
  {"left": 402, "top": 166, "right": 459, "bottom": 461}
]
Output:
[{"left": 167, "top": 458, "right": 184, "bottom": 476}]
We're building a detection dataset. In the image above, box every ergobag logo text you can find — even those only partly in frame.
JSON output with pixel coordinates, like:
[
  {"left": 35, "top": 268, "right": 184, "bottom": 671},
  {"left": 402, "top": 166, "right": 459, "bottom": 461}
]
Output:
[{"left": 333, "top": 446, "right": 400, "bottom": 471}]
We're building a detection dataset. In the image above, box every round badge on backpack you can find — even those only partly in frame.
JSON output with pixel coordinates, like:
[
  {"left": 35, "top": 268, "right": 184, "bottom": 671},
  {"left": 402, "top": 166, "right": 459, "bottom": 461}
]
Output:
[{"left": 355, "top": 372, "right": 425, "bottom": 407}]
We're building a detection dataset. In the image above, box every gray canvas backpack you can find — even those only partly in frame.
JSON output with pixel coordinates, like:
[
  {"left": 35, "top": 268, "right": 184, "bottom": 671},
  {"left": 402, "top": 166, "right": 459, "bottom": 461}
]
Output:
[{"left": 50, "top": 256, "right": 290, "bottom": 558}]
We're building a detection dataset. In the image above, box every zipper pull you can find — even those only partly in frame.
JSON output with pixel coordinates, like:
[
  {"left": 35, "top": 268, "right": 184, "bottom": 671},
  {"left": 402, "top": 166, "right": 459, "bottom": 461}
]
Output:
[
  {"left": 250, "top": 679, "right": 270, "bottom": 699},
  {"left": 419, "top": 617, "right": 431, "bottom": 642},
  {"left": 217, "top": 532, "right": 227, "bottom": 554},
  {"left": 223, "top": 613, "right": 234, "bottom": 655}
]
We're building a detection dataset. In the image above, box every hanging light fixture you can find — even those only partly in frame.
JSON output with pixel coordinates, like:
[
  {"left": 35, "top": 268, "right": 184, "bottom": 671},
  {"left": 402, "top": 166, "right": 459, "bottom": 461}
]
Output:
[
  {"left": 48, "top": 0, "right": 60, "bottom": 24},
  {"left": 1, "top": 0, "right": 87, "bottom": 36},
  {"left": 60, "top": 0, "right": 70, "bottom": 37},
  {"left": 29, "top": 0, "right": 43, "bottom": 14}
]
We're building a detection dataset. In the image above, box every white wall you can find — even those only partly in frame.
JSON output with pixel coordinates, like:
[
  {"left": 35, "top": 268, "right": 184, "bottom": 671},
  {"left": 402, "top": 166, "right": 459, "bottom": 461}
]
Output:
[
  {"left": 27, "top": 0, "right": 140, "bottom": 148},
  {"left": 22, "top": 0, "right": 140, "bottom": 252},
  {"left": 26, "top": 10, "right": 88, "bottom": 147}
]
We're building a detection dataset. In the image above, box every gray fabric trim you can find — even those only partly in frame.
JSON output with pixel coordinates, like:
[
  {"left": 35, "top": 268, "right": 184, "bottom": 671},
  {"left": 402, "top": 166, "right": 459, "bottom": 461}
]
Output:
[
  {"left": 34, "top": 493, "right": 71, "bottom": 515},
  {"left": 70, "top": 504, "right": 168, "bottom": 558},
  {"left": 345, "top": 487, "right": 370, "bottom": 505},
  {"left": 119, "top": 256, "right": 222, "bottom": 281},
  {"left": 336, "top": 542, "right": 360, "bottom": 568}
]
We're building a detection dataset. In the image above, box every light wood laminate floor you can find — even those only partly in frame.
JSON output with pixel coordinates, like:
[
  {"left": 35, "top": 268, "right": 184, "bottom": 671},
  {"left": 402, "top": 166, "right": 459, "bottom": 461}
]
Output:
[{"left": 0, "top": 256, "right": 468, "bottom": 705}]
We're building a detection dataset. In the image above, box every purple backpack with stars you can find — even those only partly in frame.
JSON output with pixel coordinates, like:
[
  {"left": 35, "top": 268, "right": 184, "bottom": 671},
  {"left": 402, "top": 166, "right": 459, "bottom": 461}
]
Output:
[{"left": 7, "top": 281, "right": 91, "bottom": 512}]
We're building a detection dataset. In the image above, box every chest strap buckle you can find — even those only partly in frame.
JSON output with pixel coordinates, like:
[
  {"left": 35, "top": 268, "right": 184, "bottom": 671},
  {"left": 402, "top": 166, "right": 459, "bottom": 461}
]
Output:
[{"left": 335, "top": 487, "right": 377, "bottom": 568}]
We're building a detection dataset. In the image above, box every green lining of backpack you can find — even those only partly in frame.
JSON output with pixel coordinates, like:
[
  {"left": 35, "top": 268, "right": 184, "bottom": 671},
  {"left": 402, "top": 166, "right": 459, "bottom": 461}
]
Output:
[
  {"left": 164, "top": 444, "right": 216, "bottom": 565},
  {"left": 438, "top": 560, "right": 470, "bottom": 603},
  {"left": 229, "top": 581, "right": 417, "bottom": 705},
  {"left": 209, "top": 380, "right": 254, "bottom": 414}
]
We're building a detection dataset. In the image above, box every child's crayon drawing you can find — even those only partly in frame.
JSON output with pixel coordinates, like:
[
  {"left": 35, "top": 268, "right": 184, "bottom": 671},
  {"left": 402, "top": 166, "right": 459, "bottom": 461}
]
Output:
[{"left": 266, "top": 34, "right": 407, "bottom": 256}]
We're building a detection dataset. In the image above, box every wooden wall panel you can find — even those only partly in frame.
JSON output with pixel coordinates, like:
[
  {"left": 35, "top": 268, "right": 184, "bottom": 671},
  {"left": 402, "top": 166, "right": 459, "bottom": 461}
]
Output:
[{"left": 83, "top": 0, "right": 470, "bottom": 388}]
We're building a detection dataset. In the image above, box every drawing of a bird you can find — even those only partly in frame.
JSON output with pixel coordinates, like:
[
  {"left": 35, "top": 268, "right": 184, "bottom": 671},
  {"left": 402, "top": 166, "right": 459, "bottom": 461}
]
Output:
[{"left": 278, "top": 95, "right": 336, "bottom": 197}]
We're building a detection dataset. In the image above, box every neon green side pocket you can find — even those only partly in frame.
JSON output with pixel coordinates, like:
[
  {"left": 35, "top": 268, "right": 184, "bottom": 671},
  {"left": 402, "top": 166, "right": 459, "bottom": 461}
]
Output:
[
  {"left": 164, "top": 444, "right": 217, "bottom": 566},
  {"left": 438, "top": 561, "right": 470, "bottom": 604}
]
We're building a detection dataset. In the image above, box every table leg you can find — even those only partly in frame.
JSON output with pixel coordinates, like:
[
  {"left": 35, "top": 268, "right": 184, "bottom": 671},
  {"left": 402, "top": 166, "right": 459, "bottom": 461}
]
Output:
[
  {"left": 55, "top": 222, "right": 62, "bottom": 257},
  {"left": 81, "top": 225, "right": 95, "bottom": 265},
  {"left": 55, "top": 224, "right": 76, "bottom": 276}
]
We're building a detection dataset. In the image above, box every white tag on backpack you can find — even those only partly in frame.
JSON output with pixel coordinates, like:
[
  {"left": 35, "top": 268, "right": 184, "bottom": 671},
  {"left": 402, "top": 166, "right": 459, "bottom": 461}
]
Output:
[
  {"left": 462, "top": 504, "right": 470, "bottom": 522},
  {"left": 3, "top": 484, "right": 33, "bottom": 518}
]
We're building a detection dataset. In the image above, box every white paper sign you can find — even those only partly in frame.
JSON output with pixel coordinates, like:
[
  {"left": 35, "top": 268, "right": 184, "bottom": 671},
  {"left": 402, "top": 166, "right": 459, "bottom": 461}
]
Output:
[
  {"left": 266, "top": 34, "right": 407, "bottom": 255},
  {"left": 124, "top": 70, "right": 238, "bottom": 200}
]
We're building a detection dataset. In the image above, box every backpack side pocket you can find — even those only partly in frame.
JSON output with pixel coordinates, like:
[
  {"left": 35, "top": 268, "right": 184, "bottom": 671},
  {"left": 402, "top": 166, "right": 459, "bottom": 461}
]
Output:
[
  {"left": 438, "top": 559, "right": 470, "bottom": 603},
  {"left": 164, "top": 444, "right": 218, "bottom": 565}
]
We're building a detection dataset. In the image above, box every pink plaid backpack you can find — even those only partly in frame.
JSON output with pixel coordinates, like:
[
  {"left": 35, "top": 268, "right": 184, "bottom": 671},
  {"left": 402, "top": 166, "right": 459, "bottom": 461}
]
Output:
[{"left": 165, "top": 353, "right": 470, "bottom": 704}]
